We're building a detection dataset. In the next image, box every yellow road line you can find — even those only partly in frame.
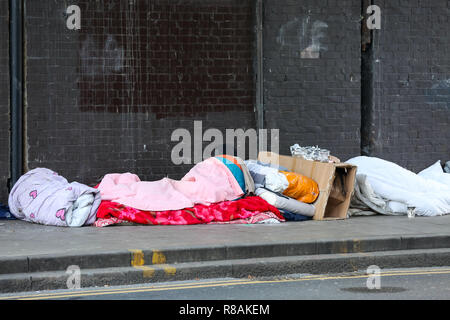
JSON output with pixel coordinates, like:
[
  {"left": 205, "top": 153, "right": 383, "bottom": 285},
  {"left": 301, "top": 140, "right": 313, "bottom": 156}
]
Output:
[
  {"left": 3, "top": 268, "right": 450, "bottom": 300},
  {"left": 0, "top": 278, "right": 253, "bottom": 300},
  {"left": 19, "top": 281, "right": 259, "bottom": 300},
  {"left": 134, "top": 265, "right": 155, "bottom": 278},
  {"left": 129, "top": 249, "right": 177, "bottom": 277},
  {"left": 130, "top": 249, "right": 145, "bottom": 267},
  {"left": 152, "top": 250, "right": 167, "bottom": 265}
]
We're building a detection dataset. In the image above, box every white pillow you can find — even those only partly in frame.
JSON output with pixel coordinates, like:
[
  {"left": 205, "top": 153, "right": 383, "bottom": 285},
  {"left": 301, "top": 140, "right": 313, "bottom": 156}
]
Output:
[{"left": 255, "top": 188, "right": 315, "bottom": 217}]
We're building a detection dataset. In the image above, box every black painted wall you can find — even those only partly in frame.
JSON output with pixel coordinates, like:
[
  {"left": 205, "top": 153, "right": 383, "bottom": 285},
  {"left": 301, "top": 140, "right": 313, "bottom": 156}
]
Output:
[
  {"left": 367, "top": 0, "right": 450, "bottom": 171},
  {"left": 0, "top": 0, "right": 9, "bottom": 204},
  {"left": 263, "top": 0, "right": 363, "bottom": 162},
  {"left": 0, "top": 0, "right": 449, "bottom": 202},
  {"left": 23, "top": 0, "right": 256, "bottom": 188}
]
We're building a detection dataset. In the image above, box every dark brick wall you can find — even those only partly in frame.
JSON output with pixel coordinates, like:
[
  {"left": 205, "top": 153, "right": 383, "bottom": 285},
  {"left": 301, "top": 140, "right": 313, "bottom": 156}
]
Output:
[
  {"left": 263, "top": 0, "right": 362, "bottom": 161},
  {"left": 24, "top": 0, "right": 256, "bottom": 186},
  {"left": 369, "top": 0, "right": 450, "bottom": 171},
  {"left": 0, "top": 0, "right": 9, "bottom": 203},
  {"left": 2, "top": 0, "right": 448, "bottom": 199}
]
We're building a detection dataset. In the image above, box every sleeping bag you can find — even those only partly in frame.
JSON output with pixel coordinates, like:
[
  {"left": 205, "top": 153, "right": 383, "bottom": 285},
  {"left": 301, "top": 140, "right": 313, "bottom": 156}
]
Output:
[
  {"left": 347, "top": 156, "right": 450, "bottom": 217},
  {"left": 8, "top": 168, "right": 101, "bottom": 227}
]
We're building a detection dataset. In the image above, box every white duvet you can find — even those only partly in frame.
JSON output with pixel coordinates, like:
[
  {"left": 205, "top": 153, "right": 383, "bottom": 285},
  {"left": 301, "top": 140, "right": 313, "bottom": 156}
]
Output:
[{"left": 346, "top": 156, "right": 450, "bottom": 217}]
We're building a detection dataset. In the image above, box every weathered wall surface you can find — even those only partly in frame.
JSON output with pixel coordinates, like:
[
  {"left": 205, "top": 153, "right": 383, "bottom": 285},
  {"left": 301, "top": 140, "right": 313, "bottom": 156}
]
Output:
[
  {"left": 24, "top": 0, "right": 256, "bottom": 186},
  {"left": 0, "top": 0, "right": 9, "bottom": 203},
  {"left": 263, "top": 0, "right": 362, "bottom": 161},
  {"left": 368, "top": 0, "right": 450, "bottom": 171},
  {"left": 1, "top": 0, "right": 449, "bottom": 202}
]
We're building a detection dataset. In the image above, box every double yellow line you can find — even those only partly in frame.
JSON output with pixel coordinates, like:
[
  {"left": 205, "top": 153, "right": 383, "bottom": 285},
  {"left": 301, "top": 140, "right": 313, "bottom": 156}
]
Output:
[
  {"left": 2, "top": 267, "right": 450, "bottom": 300},
  {"left": 130, "top": 249, "right": 177, "bottom": 277}
]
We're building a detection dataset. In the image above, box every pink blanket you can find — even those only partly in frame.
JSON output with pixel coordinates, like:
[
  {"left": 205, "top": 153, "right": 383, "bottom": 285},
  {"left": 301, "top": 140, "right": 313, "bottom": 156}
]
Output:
[{"left": 97, "top": 157, "right": 244, "bottom": 211}]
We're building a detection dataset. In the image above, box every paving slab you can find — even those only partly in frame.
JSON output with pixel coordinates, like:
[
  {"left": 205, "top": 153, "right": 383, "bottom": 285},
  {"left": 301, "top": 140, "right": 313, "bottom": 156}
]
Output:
[{"left": 1, "top": 215, "right": 450, "bottom": 258}]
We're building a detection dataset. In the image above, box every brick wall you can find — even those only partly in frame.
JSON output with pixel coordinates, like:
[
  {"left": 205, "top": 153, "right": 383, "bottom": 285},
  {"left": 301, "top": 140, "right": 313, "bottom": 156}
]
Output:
[
  {"left": 368, "top": 0, "right": 450, "bottom": 171},
  {"left": 24, "top": 0, "right": 256, "bottom": 186},
  {"left": 0, "top": 0, "right": 9, "bottom": 203},
  {"left": 2, "top": 0, "right": 449, "bottom": 200},
  {"left": 263, "top": 0, "right": 362, "bottom": 161}
]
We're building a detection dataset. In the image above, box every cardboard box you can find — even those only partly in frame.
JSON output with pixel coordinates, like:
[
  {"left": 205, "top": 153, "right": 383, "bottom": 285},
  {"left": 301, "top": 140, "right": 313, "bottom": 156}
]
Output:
[{"left": 257, "top": 151, "right": 357, "bottom": 220}]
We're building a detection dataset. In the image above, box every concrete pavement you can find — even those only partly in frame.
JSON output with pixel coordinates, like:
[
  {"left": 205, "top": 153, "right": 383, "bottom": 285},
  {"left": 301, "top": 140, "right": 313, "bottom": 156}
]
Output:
[
  {"left": 0, "top": 214, "right": 450, "bottom": 293},
  {"left": 2, "top": 215, "right": 450, "bottom": 257}
]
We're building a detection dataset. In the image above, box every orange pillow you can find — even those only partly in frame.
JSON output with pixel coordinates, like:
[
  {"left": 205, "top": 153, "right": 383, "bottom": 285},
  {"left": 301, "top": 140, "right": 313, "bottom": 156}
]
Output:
[{"left": 280, "top": 171, "right": 319, "bottom": 204}]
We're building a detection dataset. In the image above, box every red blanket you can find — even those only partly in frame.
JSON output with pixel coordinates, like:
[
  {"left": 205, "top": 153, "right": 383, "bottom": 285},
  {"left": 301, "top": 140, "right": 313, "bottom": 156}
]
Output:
[{"left": 94, "top": 196, "right": 284, "bottom": 227}]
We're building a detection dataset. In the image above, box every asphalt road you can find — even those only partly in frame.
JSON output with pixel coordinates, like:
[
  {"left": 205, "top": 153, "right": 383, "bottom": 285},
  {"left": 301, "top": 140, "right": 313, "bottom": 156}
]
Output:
[{"left": 1, "top": 267, "right": 449, "bottom": 301}]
